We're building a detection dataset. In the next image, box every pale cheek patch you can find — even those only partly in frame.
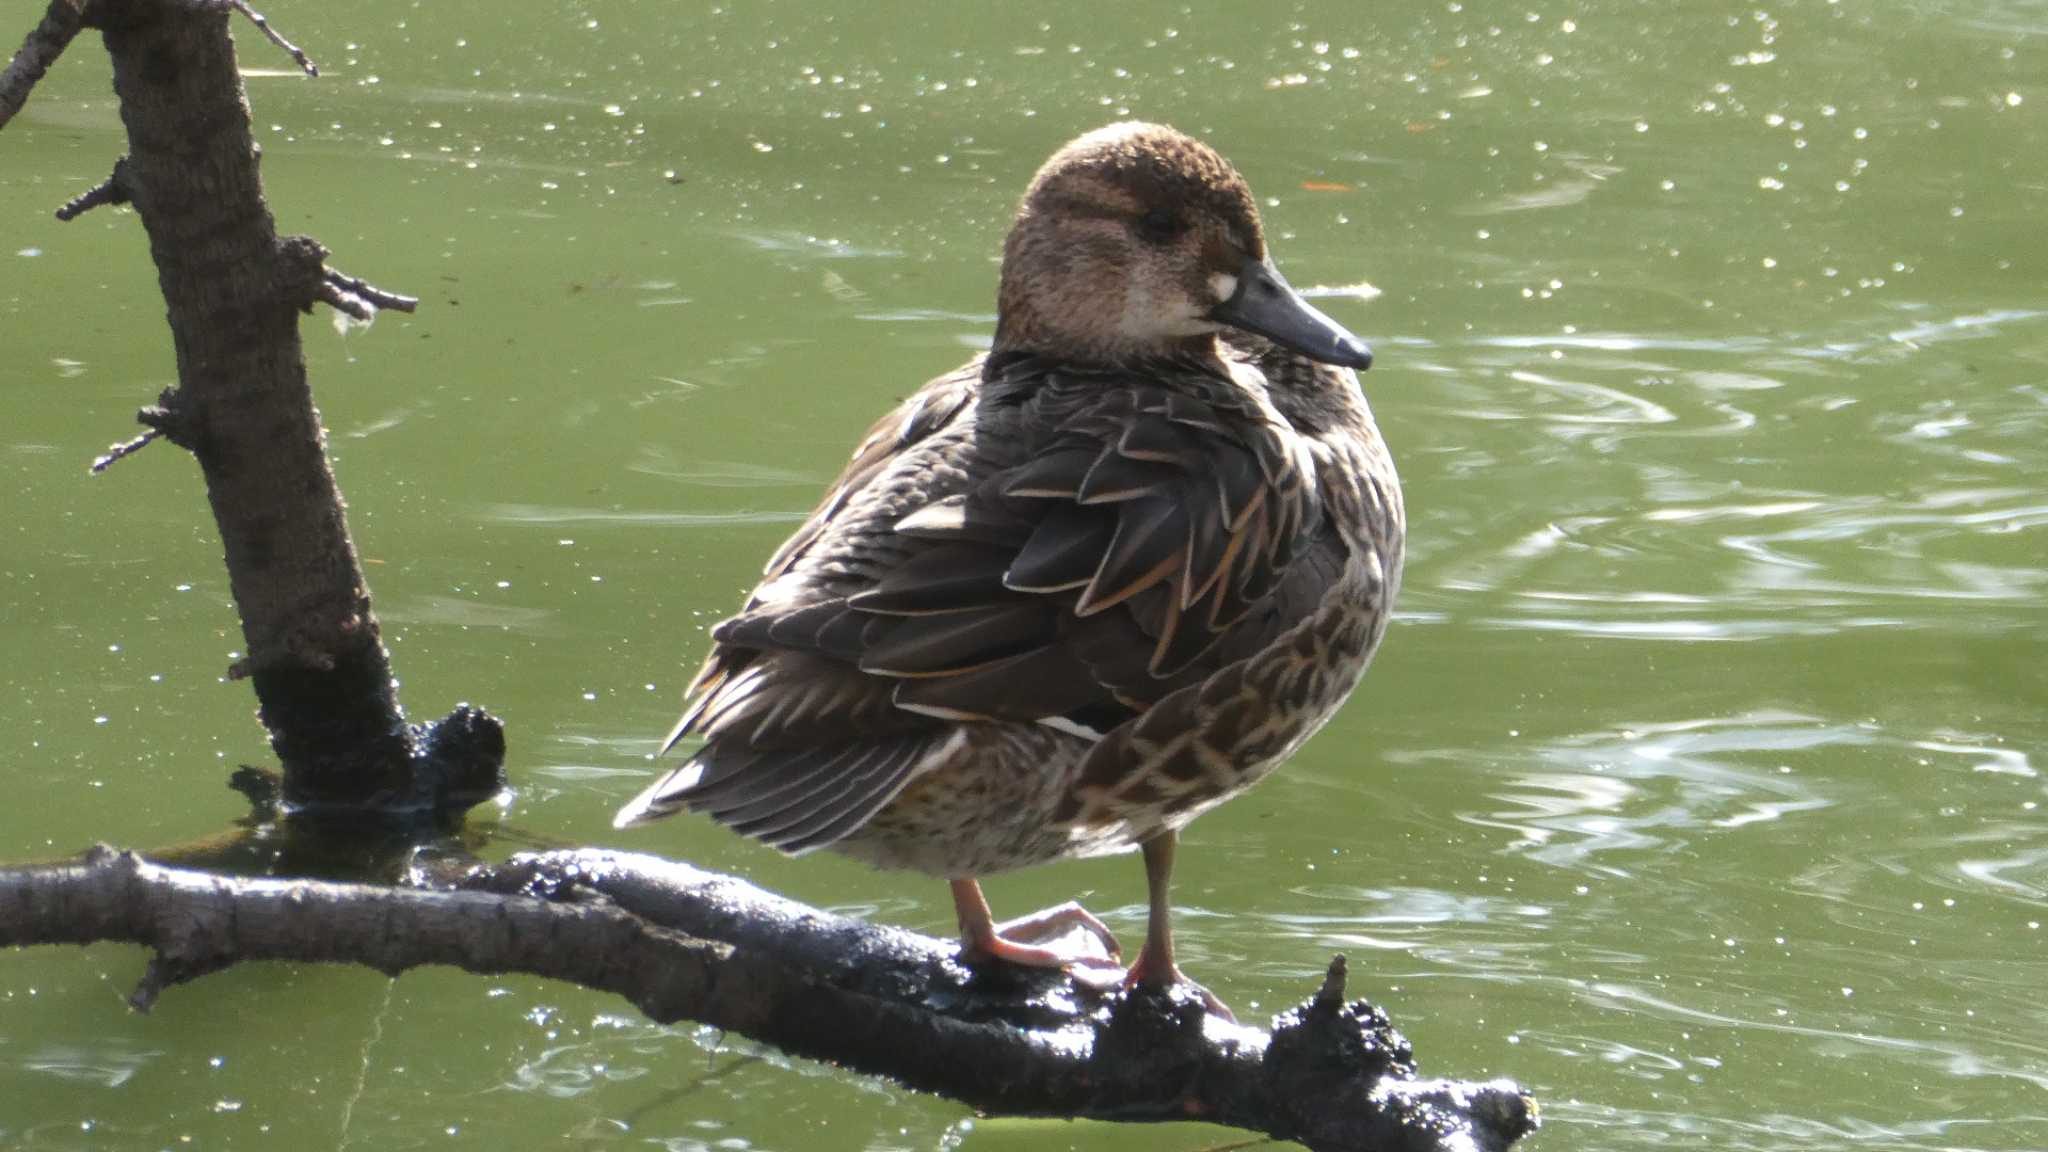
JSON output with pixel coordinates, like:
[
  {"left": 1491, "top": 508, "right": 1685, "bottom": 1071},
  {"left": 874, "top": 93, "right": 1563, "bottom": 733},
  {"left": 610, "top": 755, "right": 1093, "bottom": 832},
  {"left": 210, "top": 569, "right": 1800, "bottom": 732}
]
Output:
[
  {"left": 1120, "top": 279, "right": 1222, "bottom": 339},
  {"left": 1209, "top": 272, "right": 1239, "bottom": 303},
  {"left": 1116, "top": 281, "right": 1158, "bottom": 339}
]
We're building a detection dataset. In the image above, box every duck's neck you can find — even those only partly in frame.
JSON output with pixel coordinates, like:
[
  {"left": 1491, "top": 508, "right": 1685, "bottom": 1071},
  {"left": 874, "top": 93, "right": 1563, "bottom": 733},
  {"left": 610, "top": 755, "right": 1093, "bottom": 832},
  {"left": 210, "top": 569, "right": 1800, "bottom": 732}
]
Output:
[{"left": 991, "top": 296, "right": 1225, "bottom": 376}]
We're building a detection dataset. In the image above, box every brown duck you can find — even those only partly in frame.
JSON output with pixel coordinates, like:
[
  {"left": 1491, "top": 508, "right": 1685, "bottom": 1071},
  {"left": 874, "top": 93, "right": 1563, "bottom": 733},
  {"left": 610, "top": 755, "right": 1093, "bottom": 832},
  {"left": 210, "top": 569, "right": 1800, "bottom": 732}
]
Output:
[{"left": 617, "top": 122, "right": 1404, "bottom": 1017}]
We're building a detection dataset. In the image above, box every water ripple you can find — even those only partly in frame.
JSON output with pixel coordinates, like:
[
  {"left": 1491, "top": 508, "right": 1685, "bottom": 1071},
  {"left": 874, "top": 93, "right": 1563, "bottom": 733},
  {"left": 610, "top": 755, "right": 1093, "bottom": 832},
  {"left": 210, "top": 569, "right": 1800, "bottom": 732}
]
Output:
[
  {"left": 1441, "top": 711, "right": 1844, "bottom": 871},
  {"left": 1580, "top": 980, "right": 2048, "bottom": 1092}
]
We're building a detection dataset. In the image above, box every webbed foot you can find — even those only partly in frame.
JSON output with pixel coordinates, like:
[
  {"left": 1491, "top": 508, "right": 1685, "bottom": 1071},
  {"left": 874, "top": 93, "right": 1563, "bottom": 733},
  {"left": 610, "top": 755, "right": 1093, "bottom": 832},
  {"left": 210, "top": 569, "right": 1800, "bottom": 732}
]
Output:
[{"left": 952, "top": 881, "right": 1125, "bottom": 987}]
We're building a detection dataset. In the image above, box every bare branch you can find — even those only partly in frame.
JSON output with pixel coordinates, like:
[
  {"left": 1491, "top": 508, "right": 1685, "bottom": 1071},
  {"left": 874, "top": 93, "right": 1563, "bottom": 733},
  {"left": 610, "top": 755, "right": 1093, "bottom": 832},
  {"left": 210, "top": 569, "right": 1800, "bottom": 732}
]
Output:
[
  {"left": 279, "top": 239, "right": 419, "bottom": 321},
  {"left": 56, "top": 154, "right": 132, "bottom": 221},
  {"left": 0, "top": 848, "right": 1539, "bottom": 1152},
  {"left": 78, "top": 13, "right": 492, "bottom": 810},
  {"left": 315, "top": 280, "right": 374, "bottom": 321},
  {"left": 322, "top": 267, "right": 419, "bottom": 316},
  {"left": 230, "top": 0, "right": 316, "bottom": 76},
  {"left": 176, "top": 0, "right": 317, "bottom": 77},
  {"left": 0, "top": 0, "right": 88, "bottom": 132},
  {"left": 89, "top": 427, "right": 160, "bottom": 474}
]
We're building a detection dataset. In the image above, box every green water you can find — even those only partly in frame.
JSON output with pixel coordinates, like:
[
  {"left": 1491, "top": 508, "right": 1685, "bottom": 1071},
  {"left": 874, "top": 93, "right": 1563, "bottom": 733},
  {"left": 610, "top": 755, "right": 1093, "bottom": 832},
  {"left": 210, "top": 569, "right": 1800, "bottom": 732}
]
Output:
[{"left": 4, "top": 0, "right": 2045, "bottom": 1147}]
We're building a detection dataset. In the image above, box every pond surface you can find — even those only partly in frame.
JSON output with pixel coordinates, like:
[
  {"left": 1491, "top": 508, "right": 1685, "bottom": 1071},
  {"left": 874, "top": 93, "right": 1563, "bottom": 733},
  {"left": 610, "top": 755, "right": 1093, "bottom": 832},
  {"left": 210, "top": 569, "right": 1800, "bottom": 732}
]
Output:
[{"left": 4, "top": 1, "right": 2046, "bottom": 1148}]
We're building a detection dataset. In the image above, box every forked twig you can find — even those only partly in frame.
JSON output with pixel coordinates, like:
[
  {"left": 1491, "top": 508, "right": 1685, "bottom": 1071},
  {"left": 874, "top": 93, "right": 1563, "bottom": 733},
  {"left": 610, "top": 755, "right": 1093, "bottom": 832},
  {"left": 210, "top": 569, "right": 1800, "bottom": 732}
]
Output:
[
  {"left": 319, "top": 267, "right": 419, "bottom": 319},
  {"left": 179, "top": 0, "right": 318, "bottom": 77}
]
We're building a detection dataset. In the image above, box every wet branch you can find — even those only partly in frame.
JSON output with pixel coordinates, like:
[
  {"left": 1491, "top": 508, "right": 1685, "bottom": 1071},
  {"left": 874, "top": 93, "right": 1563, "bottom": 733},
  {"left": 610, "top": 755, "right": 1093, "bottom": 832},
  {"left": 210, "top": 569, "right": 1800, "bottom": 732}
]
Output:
[{"left": 0, "top": 848, "right": 1538, "bottom": 1152}]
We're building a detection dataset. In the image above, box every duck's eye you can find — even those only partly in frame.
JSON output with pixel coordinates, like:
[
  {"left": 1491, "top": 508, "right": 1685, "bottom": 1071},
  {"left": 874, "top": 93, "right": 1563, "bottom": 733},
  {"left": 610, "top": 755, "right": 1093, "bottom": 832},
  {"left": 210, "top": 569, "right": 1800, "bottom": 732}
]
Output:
[{"left": 1135, "top": 207, "right": 1184, "bottom": 245}]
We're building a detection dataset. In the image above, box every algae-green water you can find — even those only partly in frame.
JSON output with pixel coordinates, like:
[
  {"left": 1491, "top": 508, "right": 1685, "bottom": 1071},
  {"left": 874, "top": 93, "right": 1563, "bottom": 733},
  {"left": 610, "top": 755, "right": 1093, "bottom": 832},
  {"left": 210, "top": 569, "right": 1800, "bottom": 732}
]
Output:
[{"left": 4, "top": 2, "right": 2045, "bottom": 1147}]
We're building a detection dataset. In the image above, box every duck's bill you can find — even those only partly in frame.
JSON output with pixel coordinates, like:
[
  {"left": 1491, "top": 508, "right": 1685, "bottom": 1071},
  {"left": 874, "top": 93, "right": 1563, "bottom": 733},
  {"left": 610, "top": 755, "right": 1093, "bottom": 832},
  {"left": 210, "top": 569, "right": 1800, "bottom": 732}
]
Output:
[{"left": 1211, "top": 257, "right": 1373, "bottom": 370}]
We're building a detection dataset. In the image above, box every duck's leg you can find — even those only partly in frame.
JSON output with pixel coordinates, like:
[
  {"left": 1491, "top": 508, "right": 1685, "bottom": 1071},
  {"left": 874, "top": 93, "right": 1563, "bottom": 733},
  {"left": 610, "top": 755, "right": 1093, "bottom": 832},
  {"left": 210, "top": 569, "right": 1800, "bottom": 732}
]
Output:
[
  {"left": 1124, "top": 831, "right": 1236, "bottom": 1020},
  {"left": 950, "top": 878, "right": 1124, "bottom": 986}
]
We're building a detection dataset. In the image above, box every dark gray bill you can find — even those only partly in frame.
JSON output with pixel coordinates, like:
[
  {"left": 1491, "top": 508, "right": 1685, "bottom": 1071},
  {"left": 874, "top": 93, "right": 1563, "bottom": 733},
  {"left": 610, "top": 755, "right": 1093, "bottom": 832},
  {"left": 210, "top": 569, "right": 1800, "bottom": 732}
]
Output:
[{"left": 1210, "top": 257, "right": 1373, "bottom": 370}]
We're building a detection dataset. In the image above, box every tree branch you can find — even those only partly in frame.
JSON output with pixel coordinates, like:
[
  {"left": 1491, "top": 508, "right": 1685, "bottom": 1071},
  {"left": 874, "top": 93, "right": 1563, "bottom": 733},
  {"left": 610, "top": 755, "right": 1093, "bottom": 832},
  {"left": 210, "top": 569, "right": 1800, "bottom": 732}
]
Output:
[
  {"left": 176, "top": 0, "right": 315, "bottom": 76},
  {"left": 0, "top": 0, "right": 88, "bottom": 132},
  {"left": 55, "top": 154, "right": 131, "bottom": 221},
  {"left": 89, "top": 427, "right": 160, "bottom": 473},
  {"left": 318, "top": 266, "right": 419, "bottom": 319},
  {"left": 19, "top": 0, "right": 508, "bottom": 814},
  {"left": 0, "top": 848, "right": 1537, "bottom": 1152}
]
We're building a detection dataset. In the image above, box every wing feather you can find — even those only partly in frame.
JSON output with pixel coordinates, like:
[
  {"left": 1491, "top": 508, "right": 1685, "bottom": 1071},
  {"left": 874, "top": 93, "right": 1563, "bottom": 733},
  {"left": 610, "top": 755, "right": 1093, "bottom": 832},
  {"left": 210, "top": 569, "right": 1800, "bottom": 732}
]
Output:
[
  {"left": 725, "top": 743, "right": 905, "bottom": 841},
  {"left": 850, "top": 543, "right": 1019, "bottom": 615},
  {"left": 858, "top": 602, "right": 1057, "bottom": 677},
  {"left": 1005, "top": 504, "right": 1118, "bottom": 593},
  {"left": 775, "top": 739, "right": 939, "bottom": 854}
]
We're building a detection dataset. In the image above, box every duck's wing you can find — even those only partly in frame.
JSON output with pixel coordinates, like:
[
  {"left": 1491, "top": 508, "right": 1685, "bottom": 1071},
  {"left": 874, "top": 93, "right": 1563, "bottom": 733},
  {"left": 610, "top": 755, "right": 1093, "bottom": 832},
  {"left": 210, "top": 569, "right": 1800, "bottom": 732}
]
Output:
[
  {"left": 614, "top": 362, "right": 983, "bottom": 847},
  {"left": 844, "top": 362, "right": 1333, "bottom": 727},
  {"left": 618, "top": 357, "right": 1346, "bottom": 853}
]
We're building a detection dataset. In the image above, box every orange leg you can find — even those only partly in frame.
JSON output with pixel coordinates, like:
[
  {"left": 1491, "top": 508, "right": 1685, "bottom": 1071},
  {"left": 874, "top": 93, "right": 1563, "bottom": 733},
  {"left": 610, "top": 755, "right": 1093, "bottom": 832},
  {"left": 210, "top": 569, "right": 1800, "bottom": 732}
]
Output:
[
  {"left": 951, "top": 877, "right": 1124, "bottom": 987},
  {"left": 1124, "top": 831, "right": 1235, "bottom": 1021}
]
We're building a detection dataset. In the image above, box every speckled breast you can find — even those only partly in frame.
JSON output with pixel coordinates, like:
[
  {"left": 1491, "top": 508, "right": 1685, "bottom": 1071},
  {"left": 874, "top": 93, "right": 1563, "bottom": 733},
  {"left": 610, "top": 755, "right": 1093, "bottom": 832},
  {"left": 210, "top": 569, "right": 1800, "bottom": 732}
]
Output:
[{"left": 1056, "top": 552, "right": 1393, "bottom": 846}]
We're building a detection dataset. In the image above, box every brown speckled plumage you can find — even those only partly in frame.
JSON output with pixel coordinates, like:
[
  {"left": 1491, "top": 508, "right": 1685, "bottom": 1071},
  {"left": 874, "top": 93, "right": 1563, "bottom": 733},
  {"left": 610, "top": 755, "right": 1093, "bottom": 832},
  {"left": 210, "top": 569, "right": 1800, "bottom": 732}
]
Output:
[{"left": 618, "top": 122, "right": 1402, "bottom": 1010}]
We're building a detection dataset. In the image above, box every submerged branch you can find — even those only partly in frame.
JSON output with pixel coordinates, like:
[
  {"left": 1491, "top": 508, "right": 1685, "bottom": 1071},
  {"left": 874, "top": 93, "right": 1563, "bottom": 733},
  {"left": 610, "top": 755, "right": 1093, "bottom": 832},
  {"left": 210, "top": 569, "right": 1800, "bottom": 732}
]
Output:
[{"left": 0, "top": 848, "right": 1537, "bottom": 1152}]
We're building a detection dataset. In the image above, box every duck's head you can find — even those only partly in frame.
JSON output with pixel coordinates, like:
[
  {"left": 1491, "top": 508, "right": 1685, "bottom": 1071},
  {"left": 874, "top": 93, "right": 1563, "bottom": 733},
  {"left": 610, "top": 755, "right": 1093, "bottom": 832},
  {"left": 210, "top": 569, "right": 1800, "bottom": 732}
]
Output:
[{"left": 993, "top": 121, "right": 1371, "bottom": 373}]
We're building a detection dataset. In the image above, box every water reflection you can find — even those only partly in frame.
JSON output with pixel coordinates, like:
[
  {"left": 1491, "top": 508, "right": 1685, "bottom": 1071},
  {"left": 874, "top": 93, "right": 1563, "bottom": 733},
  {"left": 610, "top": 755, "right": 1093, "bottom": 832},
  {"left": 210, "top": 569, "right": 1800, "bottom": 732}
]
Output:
[{"left": 11, "top": 1043, "right": 160, "bottom": 1089}]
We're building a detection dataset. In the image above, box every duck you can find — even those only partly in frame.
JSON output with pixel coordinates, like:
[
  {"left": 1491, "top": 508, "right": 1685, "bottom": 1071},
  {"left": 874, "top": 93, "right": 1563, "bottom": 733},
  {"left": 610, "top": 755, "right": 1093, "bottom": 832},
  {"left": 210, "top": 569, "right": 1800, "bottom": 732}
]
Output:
[{"left": 616, "top": 121, "right": 1404, "bottom": 1017}]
